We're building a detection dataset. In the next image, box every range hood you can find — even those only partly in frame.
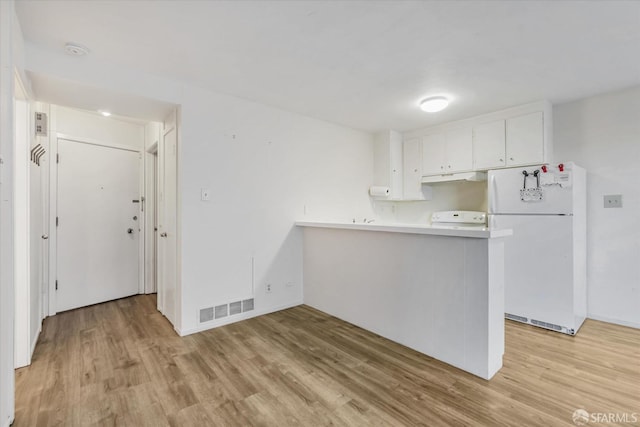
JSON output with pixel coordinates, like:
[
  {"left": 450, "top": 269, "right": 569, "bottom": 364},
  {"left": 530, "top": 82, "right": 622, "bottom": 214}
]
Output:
[{"left": 421, "top": 171, "right": 487, "bottom": 184}]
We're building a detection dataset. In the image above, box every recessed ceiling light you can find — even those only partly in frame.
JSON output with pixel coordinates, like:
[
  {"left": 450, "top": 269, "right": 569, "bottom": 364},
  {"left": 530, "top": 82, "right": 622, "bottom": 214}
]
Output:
[
  {"left": 99, "top": 111, "right": 111, "bottom": 117},
  {"left": 420, "top": 96, "right": 449, "bottom": 113},
  {"left": 64, "top": 43, "right": 89, "bottom": 56}
]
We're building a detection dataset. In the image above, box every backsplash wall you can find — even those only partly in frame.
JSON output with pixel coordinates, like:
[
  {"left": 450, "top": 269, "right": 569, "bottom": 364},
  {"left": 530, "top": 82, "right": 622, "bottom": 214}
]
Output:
[{"left": 373, "top": 181, "right": 488, "bottom": 224}]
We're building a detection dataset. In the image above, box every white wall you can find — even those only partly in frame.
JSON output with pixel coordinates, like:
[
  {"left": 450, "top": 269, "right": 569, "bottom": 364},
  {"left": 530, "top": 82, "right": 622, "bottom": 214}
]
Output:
[
  {"left": 374, "top": 181, "right": 487, "bottom": 224},
  {"left": 28, "top": 107, "right": 44, "bottom": 359},
  {"left": 53, "top": 106, "right": 144, "bottom": 149},
  {"left": 0, "top": 1, "right": 21, "bottom": 425},
  {"left": 23, "top": 44, "right": 375, "bottom": 335},
  {"left": 178, "top": 86, "right": 373, "bottom": 334},
  {"left": 554, "top": 86, "right": 640, "bottom": 328},
  {"left": 34, "top": 101, "right": 50, "bottom": 321},
  {"left": 13, "top": 73, "right": 43, "bottom": 371},
  {"left": 13, "top": 95, "right": 31, "bottom": 369}
]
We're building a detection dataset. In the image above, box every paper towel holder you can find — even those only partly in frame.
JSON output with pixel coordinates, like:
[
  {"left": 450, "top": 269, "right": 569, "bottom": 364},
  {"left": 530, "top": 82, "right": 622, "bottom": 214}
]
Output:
[{"left": 369, "top": 186, "right": 390, "bottom": 198}]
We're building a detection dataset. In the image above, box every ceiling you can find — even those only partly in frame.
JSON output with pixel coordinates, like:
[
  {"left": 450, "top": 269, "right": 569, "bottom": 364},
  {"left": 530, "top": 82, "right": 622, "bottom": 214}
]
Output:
[{"left": 15, "top": 0, "right": 640, "bottom": 132}]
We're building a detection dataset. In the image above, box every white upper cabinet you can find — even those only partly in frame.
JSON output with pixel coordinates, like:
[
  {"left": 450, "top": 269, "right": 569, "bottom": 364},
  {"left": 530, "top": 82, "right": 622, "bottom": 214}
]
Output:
[
  {"left": 472, "top": 120, "right": 506, "bottom": 170},
  {"left": 398, "top": 101, "right": 552, "bottom": 183},
  {"left": 444, "top": 128, "right": 473, "bottom": 173},
  {"left": 505, "top": 111, "right": 544, "bottom": 166},
  {"left": 421, "top": 133, "right": 445, "bottom": 175},
  {"left": 403, "top": 138, "right": 424, "bottom": 200},
  {"left": 421, "top": 128, "right": 472, "bottom": 176},
  {"left": 471, "top": 104, "right": 551, "bottom": 171},
  {"left": 373, "top": 130, "right": 403, "bottom": 199}
]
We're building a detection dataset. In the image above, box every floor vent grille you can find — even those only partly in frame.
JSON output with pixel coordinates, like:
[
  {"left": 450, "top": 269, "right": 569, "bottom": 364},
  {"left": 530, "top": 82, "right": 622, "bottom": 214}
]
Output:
[
  {"left": 214, "top": 304, "right": 228, "bottom": 319},
  {"left": 199, "top": 307, "right": 214, "bottom": 323},
  {"left": 531, "top": 319, "right": 562, "bottom": 331},
  {"left": 505, "top": 313, "right": 528, "bottom": 323},
  {"left": 242, "top": 298, "right": 254, "bottom": 312}
]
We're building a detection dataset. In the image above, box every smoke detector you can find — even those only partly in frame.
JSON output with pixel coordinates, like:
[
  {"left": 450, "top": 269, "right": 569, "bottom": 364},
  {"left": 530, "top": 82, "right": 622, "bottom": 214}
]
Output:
[{"left": 64, "top": 43, "right": 89, "bottom": 56}]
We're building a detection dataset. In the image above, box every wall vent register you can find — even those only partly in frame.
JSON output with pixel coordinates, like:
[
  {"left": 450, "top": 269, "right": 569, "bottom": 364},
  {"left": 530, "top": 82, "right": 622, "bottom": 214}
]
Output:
[
  {"left": 199, "top": 298, "right": 255, "bottom": 324},
  {"left": 506, "top": 313, "right": 575, "bottom": 335}
]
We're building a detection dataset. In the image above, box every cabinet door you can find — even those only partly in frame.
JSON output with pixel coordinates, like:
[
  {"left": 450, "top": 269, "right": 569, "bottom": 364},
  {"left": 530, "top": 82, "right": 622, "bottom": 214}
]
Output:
[
  {"left": 473, "top": 120, "right": 505, "bottom": 170},
  {"left": 373, "top": 130, "right": 403, "bottom": 199},
  {"left": 403, "top": 138, "right": 423, "bottom": 200},
  {"left": 444, "top": 128, "right": 472, "bottom": 173},
  {"left": 421, "top": 133, "right": 446, "bottom": 175},
  {"left": 506, "top": 111, "right": 544, "bottom": 166},
  {"left": 389, "top": 134, "right": 403, "bottom": 199}
]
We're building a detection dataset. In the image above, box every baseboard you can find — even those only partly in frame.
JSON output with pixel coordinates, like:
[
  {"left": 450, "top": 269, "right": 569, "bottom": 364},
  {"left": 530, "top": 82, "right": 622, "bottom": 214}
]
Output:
[
  {"left": 30, "top": 321, "right": 42, "bottom": 358},
  {"left": 176, "top": 300, "right": 304, "bottom": 337},
  {"left": 587, "top": 314, "right": 640, "bottom": 329}
]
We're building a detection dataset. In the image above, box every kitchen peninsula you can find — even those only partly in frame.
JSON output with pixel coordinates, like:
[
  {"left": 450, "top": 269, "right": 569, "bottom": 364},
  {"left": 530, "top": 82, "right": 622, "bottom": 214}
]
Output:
[{"left": 296, "top": 221, "right": 512, "bottom": 380}]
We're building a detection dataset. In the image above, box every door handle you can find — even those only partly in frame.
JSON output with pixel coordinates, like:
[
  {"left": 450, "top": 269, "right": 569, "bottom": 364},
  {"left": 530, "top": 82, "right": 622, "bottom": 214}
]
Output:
[
  {"left": 127, "top": 228, "right": 134, "bottom": 234},
  {"left": 160, "top": 232, "right": 167, "bottom": 237},
  {"left": 41, "top": 234, "right": 49, "bottom": 240}
]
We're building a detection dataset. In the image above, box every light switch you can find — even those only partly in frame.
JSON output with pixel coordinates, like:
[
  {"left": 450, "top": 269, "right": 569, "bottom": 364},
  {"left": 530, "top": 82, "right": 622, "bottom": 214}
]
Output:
[
  {"left": 603, "top": 194, "right": 622, "bottom": 208},
  {"left": 201, "top": 188, "right": 211, "bottom": 201}
]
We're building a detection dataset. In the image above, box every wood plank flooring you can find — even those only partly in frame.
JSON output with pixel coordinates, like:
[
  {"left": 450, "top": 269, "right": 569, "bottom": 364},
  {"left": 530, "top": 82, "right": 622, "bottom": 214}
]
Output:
[{"left": 14, "top": 295, "right": 640, "bottom": 426}]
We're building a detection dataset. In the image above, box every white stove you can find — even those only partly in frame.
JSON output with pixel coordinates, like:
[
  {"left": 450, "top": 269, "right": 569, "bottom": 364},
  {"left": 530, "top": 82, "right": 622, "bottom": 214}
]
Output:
[{"left": 430, "top": 211, "right": 487, "bottom": 230}]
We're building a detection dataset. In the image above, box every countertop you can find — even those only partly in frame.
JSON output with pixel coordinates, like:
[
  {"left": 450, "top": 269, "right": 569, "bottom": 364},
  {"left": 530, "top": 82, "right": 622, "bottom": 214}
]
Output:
[{"left": 295, "top": 220, "right": 512, "bottom": 239}]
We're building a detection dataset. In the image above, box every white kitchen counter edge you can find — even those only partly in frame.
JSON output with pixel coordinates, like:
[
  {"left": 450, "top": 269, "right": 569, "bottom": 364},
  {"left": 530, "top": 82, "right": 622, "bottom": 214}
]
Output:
[{"left": 295, "top": 220, "right": 512, "bottom": 239}]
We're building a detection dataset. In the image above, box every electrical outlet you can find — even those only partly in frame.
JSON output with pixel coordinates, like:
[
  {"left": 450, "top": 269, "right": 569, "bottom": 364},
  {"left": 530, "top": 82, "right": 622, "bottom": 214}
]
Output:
[
  {"left": 266, "top": 283, "right": 272, "bottom": 293},
  {"left": 604, "top": 194, "right": 622, "bottom": 208},
  {"left": 201, "top": 188, "right": 211, "bottom": 201}
]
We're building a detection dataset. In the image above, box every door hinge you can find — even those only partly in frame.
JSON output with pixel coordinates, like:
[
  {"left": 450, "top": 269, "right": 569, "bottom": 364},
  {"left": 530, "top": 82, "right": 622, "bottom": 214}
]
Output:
[
  {"left": 56, "top": 153, "right": 59, "bottom": 163},
  {"left": 56, "top": 216, "right": 59, "bottom": 227},
  {"left": 55, "top": 280, "right": 58, "bottom": 291}
]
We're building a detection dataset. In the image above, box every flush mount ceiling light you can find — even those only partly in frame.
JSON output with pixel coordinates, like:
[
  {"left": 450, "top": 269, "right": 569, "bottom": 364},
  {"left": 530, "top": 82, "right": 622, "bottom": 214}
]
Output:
[
  {"left": 64, "top": 42, "right": 90, "bottom": 56},
  {"left": 419, "top": 96, "right": 449, "bottom": 113},
  {"left": 99, "top": 110, "right": 111, "bottom": 117}
]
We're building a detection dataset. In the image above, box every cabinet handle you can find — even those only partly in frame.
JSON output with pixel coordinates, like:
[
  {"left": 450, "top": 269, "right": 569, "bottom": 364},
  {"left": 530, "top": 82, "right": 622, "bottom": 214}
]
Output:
[
  {"left": 499, "top": 158, "right": 504, "bottom": 162},
  {"left": 510, "top": 157, "right": 514, "bottom": 161},
  {"left": 440, "top": 166, "right": 444, "bottom": 169},
  {"left": 414, "top": 168, "right": 418, "bottom": 173},
  {"left": 448, "top": 165, "right": 451, "bottom": 168}
]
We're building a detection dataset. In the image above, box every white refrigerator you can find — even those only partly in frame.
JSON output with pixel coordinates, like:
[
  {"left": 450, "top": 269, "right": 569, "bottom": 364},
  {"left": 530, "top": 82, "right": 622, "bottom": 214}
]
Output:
[{"left": 488, "top": 162, "right": 587, "bottom": 335}]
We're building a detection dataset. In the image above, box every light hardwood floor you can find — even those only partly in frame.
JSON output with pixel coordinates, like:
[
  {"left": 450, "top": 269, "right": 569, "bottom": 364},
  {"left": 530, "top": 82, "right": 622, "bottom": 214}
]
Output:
[{"left": 14, "top": 295, "right": 640, "bottom": 426}]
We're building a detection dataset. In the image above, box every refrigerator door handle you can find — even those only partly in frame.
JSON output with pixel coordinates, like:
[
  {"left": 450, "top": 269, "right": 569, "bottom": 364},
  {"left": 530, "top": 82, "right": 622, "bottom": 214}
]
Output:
[{"left": 489, "top": 173, "right": 497, "bottom": 214}]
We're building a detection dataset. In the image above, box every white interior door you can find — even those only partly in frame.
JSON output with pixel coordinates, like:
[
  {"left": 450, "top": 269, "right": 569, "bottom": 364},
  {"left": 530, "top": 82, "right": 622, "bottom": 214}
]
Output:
[
  {"left": 56, "top": 138, "right": 140, "bottom": 312},
  {"left": 159, "top": 124, "right": 177, "bottom": 325}
]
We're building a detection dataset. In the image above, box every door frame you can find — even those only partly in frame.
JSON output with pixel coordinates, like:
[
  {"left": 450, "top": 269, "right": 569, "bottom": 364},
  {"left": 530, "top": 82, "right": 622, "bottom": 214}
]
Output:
[
  {"left": 13, "top": 71, "right": 34, "bottom": 368},
  {"left": 144, "top": 140, "right": 158, "bottom": 295},
  {"left": 156, "top": 108, "right": 181, "bottom": 332},
  {"left": 48, "top": 133, "right": 145, "bottom": 315}
]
